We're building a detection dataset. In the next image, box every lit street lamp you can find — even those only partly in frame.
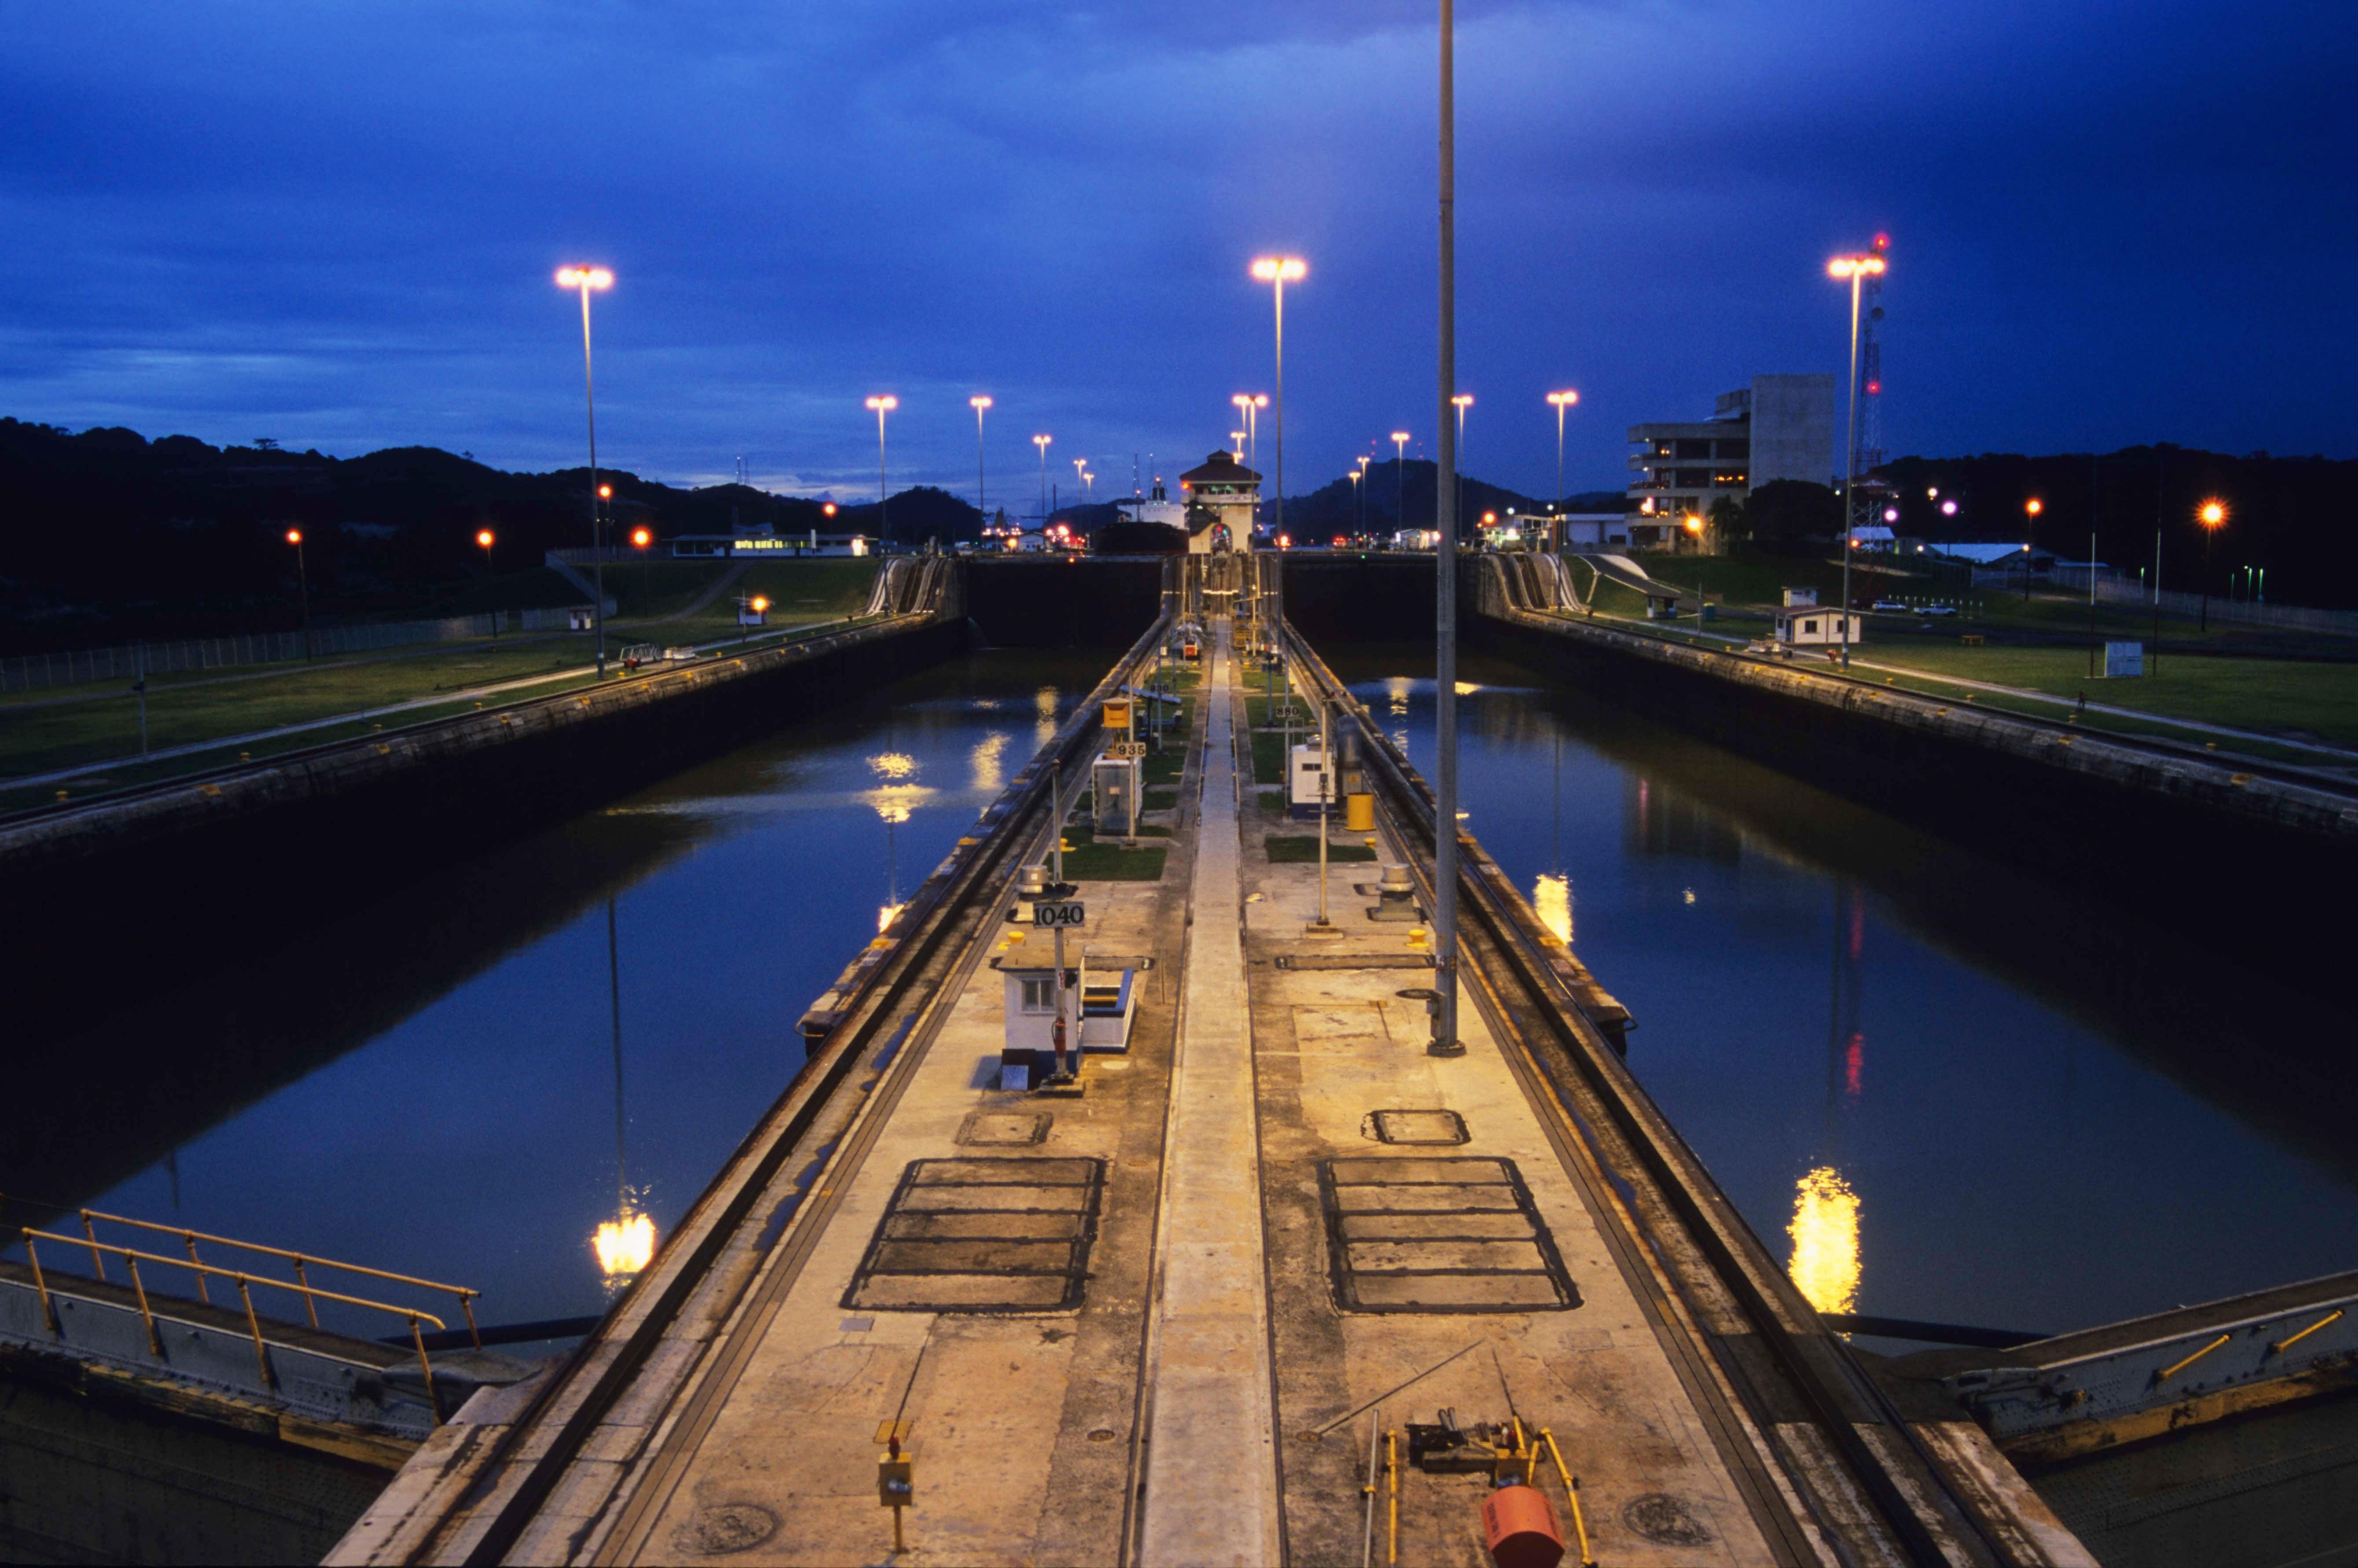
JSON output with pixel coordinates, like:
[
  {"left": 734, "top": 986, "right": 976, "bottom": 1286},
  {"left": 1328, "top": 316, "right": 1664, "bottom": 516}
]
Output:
[
  {"left": 1392, "top": 431, "right": 1412, "bottom": 532},
  {"left": 477, "top": 528, "right": 497, "bottom": 636},
  {"left": 285, "top": 527, "right": 312, "bottom": 661},
  {"left": 1230, "top": 430, "right": 1247, "bottom": 459},
  {"left": 970, "top": 395, "right": 993, "bottom": 530},
  {"left": 1546, "top": 390, "right": 1579, "bottom": 554},
  {"left": 1828, "top": 249, "right": 1888, "bottom": 669},
  {"left": 864, "top": 395, "right": 898, "bottom": 542},
  {"left": 1251, "top": 255, "right": 1306, "bottom": 658},
  {"left": 2198, "top": 498, "right": 2227, "bottom": 630},
  {"left": 1451, "top": 393, "right": 1473, "bottom": 536},
  {"left": 1433, "top": 0, "right": 1462, "bottom": 1054},
  {"left": 555, "top": 264, "right": 615, "bottom": 675},
  {"left": 1348, "top": 466, "right": 1362, "bottom": 537},
  {"left": 1231, "top": 393, "right": 1267, "bottom": 476}
]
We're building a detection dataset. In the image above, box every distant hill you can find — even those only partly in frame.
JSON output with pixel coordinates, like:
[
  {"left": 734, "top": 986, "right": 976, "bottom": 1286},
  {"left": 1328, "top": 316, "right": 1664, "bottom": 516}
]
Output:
[{"left": 0, "top": 419, "right": 981, "bottom": 651}]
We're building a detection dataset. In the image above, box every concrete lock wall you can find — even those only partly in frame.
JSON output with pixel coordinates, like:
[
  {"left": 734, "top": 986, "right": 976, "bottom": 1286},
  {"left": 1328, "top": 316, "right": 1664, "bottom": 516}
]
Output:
[
  {"left": 1, "top": 612, "right": 967, "bottom": 1044},
  {"left": 964, "top": 557, "right": 1166, "bottom": 647}
]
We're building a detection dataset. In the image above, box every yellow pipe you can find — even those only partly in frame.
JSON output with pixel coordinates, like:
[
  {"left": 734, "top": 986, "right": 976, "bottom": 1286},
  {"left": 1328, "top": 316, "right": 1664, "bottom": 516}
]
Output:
[
  {"left": 2270, "top": 1307, "right": 2344, "bottom": 1356},
  {"left": 1386, "top": 1428, "right": 1399, "bottom": 1568},
  {"left": 1539, "top": 1428, "right": 1595, "bottom": 1568},
  {"left": 2156, "top": 1332, "right": 2231, "bottom": 1383}
]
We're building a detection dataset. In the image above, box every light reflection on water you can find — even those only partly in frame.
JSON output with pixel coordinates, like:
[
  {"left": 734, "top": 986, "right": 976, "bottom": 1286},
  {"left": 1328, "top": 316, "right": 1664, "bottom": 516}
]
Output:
[
  {"left": 1336, "top": 650, "right": 2358, "bottom": 1340},
  {"left": 28, "top": 651, "right": 1107, "bottom": 1340}
]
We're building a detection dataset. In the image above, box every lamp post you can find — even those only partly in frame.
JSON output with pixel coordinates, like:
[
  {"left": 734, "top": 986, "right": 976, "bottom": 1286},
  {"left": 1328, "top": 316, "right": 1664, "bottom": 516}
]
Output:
[
  {"left": 1684, "top": 516, "right": 1704, "bottom": 622},
  {"left": 1032, "top": 433, "right": 1052, "bottom": 532},
  {"left": 1451, "top": 394, "right": 1474, "bottom": 537},
  {"left": 477, "top": 529, "right": 497, "bottom": 636},
  {"left": 1072, "top": 456, "right": 1087, "bottom": 511},
  {"left": 866, "top": 395, "right": 898, "bottom": 543},
  {"left": 1348, "top": 467, "right": 1362, "bottom": 539},
  {"left": 1432, "top": 0, "right": 1463, "bottom": 1056},
  {"left": 1251, "top": 256, "right": 1306, "bottom": 684},
  {"left": 285, "top": 528, "right": 312, "bottom": 661},
  {"left": 970, "top": 395, "right": 993, "bottom": 530},
  {"left": 1230, "top": 430, "right": 1247, "bottom": 459},
  {"left": 1828, "top": 250, "right": 1887, "bottom": 670},
  {"left": 555, "top": 264, "right": 615, "bottom": 675},
  {"left": 1547, "top": 390, "right": 1579, "bottom": 554},
  {"left": 1392, "top": 432, "right": 1412, "bottom": 534},
  {"left": 1083, "top": 470, "right": 1095, "bottom": 503},
  {"left": 2198, "top": 499, "right": 2227, "bottom": 631}
]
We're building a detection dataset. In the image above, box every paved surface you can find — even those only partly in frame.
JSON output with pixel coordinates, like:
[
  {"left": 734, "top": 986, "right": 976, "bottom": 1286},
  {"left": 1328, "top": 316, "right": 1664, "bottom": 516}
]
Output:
[{"left": 1137, "top": 621, "right": 1281, "bottom": 1566}]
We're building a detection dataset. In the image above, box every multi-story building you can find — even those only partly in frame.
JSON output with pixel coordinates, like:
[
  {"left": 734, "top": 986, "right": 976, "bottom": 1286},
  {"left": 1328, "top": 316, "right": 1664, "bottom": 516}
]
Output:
[{"left": 1626, "top": 374, "right": 1834, "bottom": 550}]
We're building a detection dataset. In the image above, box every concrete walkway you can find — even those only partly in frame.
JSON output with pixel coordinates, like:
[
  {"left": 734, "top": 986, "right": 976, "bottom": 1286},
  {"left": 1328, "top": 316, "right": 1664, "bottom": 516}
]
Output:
[{"left": 1138, "top": 619, "right": 1281, "bottom": 1567}]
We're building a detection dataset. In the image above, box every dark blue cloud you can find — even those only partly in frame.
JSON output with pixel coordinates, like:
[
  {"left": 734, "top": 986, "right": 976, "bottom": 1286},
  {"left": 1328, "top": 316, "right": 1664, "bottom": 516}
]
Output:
[{"left": 0, "top": 0, "right": 2350, "bottom": 510}]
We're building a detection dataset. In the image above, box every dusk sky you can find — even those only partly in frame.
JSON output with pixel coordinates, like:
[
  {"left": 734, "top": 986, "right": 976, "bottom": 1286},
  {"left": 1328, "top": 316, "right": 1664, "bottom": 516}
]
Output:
[{"left": 3, "top": 1, "right": 2351, "bottom": 506}]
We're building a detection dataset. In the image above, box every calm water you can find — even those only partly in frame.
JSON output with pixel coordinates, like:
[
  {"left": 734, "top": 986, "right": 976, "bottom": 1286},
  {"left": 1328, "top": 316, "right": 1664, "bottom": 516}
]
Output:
[
  {"left": 23, "top": 639, "right": 2357, "bottom": 1348},
  {"left": 1330, "top": 644, "right": 2358, "bottom": 1341},
  {"left": 16, "top": 650, "right": 1108, "bottom": 1339}
]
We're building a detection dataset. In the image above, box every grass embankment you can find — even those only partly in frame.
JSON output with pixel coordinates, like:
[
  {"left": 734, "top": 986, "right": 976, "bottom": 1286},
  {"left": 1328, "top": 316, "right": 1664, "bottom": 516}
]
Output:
[{"left": 1058, "top": 826, "right": 1167, "bottom": 881}]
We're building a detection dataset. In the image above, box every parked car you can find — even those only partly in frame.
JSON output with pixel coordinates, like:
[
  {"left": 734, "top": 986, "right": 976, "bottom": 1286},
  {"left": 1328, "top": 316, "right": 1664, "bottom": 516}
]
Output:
[
  {"left": 1871, "top": 599, "right": 1907, "bottom": 612},
  {"left": 1921, "top": 604, "right": 1959, "bottom": 617}
]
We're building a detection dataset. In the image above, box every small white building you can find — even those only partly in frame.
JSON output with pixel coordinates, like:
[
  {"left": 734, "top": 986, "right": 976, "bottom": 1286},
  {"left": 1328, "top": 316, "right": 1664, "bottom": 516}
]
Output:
[
  {"left": 1773, "top": 606, "right": 1863, "bottom": 647},
  {"left": 1782, "top": 587, "right": 1818, "bottom": 607},
  {"left": 999, "top": 964, "right": 1138, "bottom": 1087},
  {"left": 1289, "top": 737, "right": 1332, "bottom": 817}
]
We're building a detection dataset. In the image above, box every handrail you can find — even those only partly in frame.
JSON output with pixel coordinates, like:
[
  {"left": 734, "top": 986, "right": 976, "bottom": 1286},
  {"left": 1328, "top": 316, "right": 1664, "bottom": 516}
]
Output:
[
  {"left": 70, "top": 1207, "right": 480, "bottom": 1345},
  {"left": 20, "top": 1228, "right": 454, "bottom": 1420}
]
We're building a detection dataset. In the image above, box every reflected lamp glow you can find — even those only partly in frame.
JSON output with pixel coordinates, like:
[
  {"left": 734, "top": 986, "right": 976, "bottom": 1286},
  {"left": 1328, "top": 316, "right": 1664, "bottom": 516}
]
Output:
[
  {"left": 593, "top": 1211, "right": 655, "bottom": 1278},
  {"left": 868, "top": 751, "right": 917, "bottom": 781},
  {"left": 1533, "top": 874, "right": 1572, "bottom": 944},
  {"left": 1788, "top": 1166, "right": 1862, "bottom": 1316},
  {"left": 970, "top": 731, "right": 1010, "bottom": 793}
]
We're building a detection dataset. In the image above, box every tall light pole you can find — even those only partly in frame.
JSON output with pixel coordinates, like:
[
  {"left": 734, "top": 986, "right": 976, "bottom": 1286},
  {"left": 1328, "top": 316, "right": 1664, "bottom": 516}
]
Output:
[
  {"left": 865, "top": 395, "right": 898, "bottom": 542},
  {"left": 477, "top": 528, "right": 497, "bottom": 636},
  {"left": 1348, "top": 467, "right": 1363, "bottom": 538},
  {"left": 1828, "top": 250, "right": 1887, "bottom": 670},
  {"left": 1083, "top": 470, "right": 1095, "bottom": 503},
  {"left": 2198, "top": 498, "right": 2227, "bottom": 631},
  {"left": 1073, "top": 456, "right": 1087, "bottom": 508},
  {"left": 1033, "top": 433, "right": 1052, "bottom": 530},
  {"left": 285, "top": 527, "right": 312, "bottom": 661},
  {"left": 1251, "top": 256, "right": 1306, "bottom": 652},
  {"left": 1451, "top": 393, "right": 1473, "bottom": 537},
  {"left": 1392, "top": 432, "right": 1412, "bottom": 533},
  {"left": 556, "top": 264, "right": 615, "bottom": 675},
  {"left": 970, "top": 395, "right": 992, "bottom": 530},
  {"left": 1230, "top": 430, "right": 1248, "bottom": 459},
  {"left": 1432, "top": 0, "right": 1462, "bottom": 1056},
  {"left": 1547, "top": 389, "right": 1579, "bottom": 554}
]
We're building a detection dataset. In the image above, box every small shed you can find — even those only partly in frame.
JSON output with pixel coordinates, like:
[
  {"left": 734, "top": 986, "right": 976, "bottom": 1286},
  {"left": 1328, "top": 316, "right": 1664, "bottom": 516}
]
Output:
[
  {"left": 998, "top": 963, "right": 1138, "bottom": 1088},
  {"left": 1289, "top": 738, "right": 1331, "bottom": 816},
  {"left": 1773, "top": 606, "right": 1862, "bottom": 646}
]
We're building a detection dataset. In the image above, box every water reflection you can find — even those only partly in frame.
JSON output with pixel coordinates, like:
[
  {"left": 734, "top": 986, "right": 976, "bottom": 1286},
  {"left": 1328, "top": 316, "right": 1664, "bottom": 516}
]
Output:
[
  {"left": 970, "top": 732, "right": 1010, "bottom": 793},
  {"left": 1330, "top": 645, "right": 2358, "bottom": 1339},
  {"left": 1789, "top": 1166, "right": 1863, "bottom": 1315},
  {"left": 1034, "top": 685, "right": 1061, "bottom": 747},
  {"left": 1533, "top": 874, "right": 1573, "bottom": 944}
]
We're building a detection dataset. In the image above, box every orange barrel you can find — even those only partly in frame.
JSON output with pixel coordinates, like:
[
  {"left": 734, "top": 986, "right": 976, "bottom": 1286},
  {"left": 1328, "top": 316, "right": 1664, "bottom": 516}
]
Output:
[
  {"left": 1480, "top": 1484, "right": 1565, "bottom": 1568},
  {"left": 1345, "top": 792, "right": 1375, "bottom": 832}
]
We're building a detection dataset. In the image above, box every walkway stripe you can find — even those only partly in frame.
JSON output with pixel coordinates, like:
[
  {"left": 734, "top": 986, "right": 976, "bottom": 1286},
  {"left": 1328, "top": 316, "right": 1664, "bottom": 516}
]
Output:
[{"left": 1138, "top": 620, "right": 1281, "bottom": 1567}]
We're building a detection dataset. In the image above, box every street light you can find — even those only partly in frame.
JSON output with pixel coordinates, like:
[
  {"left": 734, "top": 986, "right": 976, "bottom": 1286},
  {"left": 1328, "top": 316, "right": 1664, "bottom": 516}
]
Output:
[
  {"left": 2198, "top": 498, "right": 2227, "bottom": 631},
  {"left": 1828, "top": 249, "right": 1888, "bottom": 669},
  {"left": 1433, "top": 0, "right": 1462, "bottom": 1054},
  {"left": 1348, "top": 466, "right": 1362, "bottom": 538},
  {"left": 1546, "top": 390, "right": 1579, "bottom": 553},
  {"left": 285, "top": 527, "right": 312, "bottom": 661},
  {"left": 1451, "top": 393, "right": 1473, "bottom": 536},
  {"left": 1231, "top": 393, "right": 1268, "bottom": 476},
  {"left": 1230, "top": 430, "right": 1247, "bottom": 459},
  {"left": 1684, "top": 515, "right": 1705, "bottom": 615},
  {"left": 864, "top": 395, "right": 898, "bottom": 542},
  {"left": 1250, "top": 255, "right": 1306, "bottom": 668},
  {"left": 1082, "top": 470, "right": 1095, "bottom": 503},
  {"left": 1392, "top": 431, "right": 1412, "bottom": 533},
  {"left": 970, "top": 395, "right": 993, "bottom": 531},
  {"left": 476, "top": 528, "right": 498, "bottom": 636},
  {"left": 1032, "top": 433, "right": 1052, "bottom": 531},
  {"left": 555, "top": 264, "right": 616, "bottom": 674}
]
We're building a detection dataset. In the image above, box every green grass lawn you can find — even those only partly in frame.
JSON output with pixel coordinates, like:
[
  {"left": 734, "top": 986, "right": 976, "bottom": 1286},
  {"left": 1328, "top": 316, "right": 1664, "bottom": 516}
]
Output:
[
  {"left": 1852, "top": 644, "right": 2358, "bottom": 747},
  {"left": 0, "top": 636, "right": 599, "bottom": 779},
  {"left": 1057, "top": 826, "right": 1167, "bottom": 881},
  {"left": 1251, "top": 730, "right": 1286, "bottom": 784},
  {"left": 1264, "top": 834, "right": 1379, "bottom": 863}
]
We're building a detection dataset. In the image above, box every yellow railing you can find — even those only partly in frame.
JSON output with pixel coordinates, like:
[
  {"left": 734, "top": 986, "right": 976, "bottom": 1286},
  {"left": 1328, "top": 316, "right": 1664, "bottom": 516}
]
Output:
[{"left": 16, "top": 1208, "right": 484, "bottom": 1421}]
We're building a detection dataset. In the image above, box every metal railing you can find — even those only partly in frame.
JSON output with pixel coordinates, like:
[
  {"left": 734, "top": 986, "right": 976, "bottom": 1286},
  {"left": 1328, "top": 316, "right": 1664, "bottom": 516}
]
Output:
[{"left": 16, "top": 1208, "right": 481, "bottom": 1420}]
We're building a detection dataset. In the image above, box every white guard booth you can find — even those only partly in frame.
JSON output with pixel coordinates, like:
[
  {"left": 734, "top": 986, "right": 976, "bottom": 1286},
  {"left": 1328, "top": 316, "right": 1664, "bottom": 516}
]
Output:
[
  {"left": 998, "top": 963, "right": 1138, "bottom": 1089},
  {"left": 1289, "top": 737, "right": 1330, "bottom": 818},
  {"left": 1092, "top": 754, "right": 1142, "bottom": 837}
]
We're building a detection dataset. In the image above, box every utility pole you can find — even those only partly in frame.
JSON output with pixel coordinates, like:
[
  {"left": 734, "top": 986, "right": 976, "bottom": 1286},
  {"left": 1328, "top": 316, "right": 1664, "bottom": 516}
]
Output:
[{"left": 1432, "top": 0, "right": 1464, "bottom": 1056}]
